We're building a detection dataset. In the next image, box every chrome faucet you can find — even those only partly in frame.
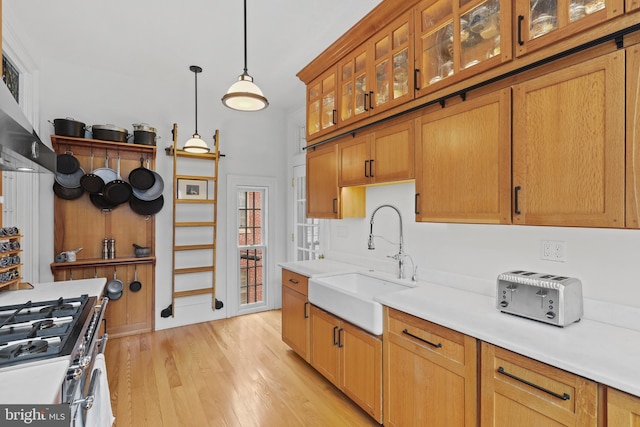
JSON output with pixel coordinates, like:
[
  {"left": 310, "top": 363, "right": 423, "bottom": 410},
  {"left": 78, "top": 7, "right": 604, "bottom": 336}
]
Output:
[{"left": 368, "top": 204, "right": 406, "bottom": 279}]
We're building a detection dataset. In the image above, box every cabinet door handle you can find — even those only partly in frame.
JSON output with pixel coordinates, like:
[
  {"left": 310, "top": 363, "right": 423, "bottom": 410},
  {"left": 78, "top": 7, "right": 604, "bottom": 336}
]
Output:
[
  {"left": 497, "top": 366, "right": 571, "bottom": 401},
  {"left": 514, "top": 186, "right": 522, "bottom": 215},
  {"left": 363, "top": 93, "right": 369, "bottom": 112},
  {"left": 332, "top": 109, "right": 337, "bottom": 125},
  {"left": 304, "top": 301, "right": 309, "bottom": 319},
  {"left": 332, "top": 198, "right": 338, "bottom": 214},
  {"left": 402, "top": 328, "right": 442, "bottom": 348},
  {"left": 288, "top": 278, "right": 299, "bottom": 285},
  {"left": 333, "top": 326, "right": 339, "bottom": 346},
  {"left": 338, "top": 328, "right": 344, "bottom": 348},
  {"left": 517, "top": 15, "right": 525, "bottom": 46},
  {"left": 369, "top": 159, "right": 374, "bottom": 178},
  {"left": 369, "top": 91, "right": 374, "bottom": 110},
  {"left": 364, "top": 160, "right": 370, "bottom": 177},
  {"left": 414, "top": 68, "right": 420, "bottom": 91},
  {"left": 414, "top": 193, "right": 420, "bottom": 215}
]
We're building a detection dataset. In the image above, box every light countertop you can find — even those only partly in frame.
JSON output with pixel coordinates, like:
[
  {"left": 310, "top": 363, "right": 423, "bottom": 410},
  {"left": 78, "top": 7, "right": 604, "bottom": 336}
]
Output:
[
  {"left": 0, "top": 278, "right": 107, "bottom": 404},
  {"left": 280, "top": 260, "right": 640, "bottom": 398}
]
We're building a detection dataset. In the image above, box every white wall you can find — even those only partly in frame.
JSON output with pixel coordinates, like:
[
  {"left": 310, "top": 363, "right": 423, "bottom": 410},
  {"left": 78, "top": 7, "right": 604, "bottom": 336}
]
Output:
[{"left": 321, "top": 182, "right": 640, "bottom": 309}]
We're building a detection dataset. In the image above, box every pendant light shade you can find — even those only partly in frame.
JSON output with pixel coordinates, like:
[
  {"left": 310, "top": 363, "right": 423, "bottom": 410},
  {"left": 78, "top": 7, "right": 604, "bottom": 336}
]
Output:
[
  {"left": 222, "top": 0, "right": 268, "bottom": 111},
  {"left": 184, "top": 65, "right": 210, "bottom": 153}
]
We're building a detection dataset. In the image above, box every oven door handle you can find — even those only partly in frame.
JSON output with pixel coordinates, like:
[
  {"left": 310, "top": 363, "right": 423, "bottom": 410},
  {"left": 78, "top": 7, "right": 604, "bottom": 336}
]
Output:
[{"left": 71, "top": 368, "right": 101, "bottom": 410}]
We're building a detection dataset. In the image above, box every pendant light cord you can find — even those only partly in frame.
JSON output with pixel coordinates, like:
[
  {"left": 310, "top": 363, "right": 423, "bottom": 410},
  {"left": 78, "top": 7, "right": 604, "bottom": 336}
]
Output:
[
  {"left": 194, "top": 69, "right": 198, "bottom": 135},
  {"left": 189, "top": 65, "right": 202, "bottom": 135}
]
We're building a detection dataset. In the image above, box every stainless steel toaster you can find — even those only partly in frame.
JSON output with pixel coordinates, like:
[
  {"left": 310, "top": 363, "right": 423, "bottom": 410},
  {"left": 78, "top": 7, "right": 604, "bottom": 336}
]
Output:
[{"left": 496, "top": 270, "right": 583, "bottom": 327}]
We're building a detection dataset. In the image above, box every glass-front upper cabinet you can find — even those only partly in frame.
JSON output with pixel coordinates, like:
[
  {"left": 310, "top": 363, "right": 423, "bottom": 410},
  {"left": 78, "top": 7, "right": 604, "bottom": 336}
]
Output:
[
  {"left": 415, "top": 0, "right": 511, "bottom": 98},
  {"left": 515, "top": 0, "right": 623, "bottom": 57},
  {"left": 307, "top": 67, "right": 338, "bottom": 141},
  {"left": 370, "top": 11, "right": 414, "bottom": 114},
  {"left": 338, "top": 45, "right": 369, "bottom": 127},
  {"left": 338, "top": 10, "right": 414, "bottom": 126}
]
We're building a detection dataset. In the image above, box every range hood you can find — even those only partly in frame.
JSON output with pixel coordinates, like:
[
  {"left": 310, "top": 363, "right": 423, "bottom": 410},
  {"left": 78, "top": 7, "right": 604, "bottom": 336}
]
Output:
[{"left": 0, "top": 81, "right": 55, "bottom": 173}]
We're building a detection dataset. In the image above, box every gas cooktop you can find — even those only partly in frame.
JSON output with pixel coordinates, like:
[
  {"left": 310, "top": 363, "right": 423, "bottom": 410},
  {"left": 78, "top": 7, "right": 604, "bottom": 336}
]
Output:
[{"left": 0, "top": 295, "right": 94, "bottom": 368}]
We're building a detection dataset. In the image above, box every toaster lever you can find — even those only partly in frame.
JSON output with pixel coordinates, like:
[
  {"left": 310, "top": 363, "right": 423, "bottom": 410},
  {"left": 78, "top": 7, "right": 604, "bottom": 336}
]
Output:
[{"left": 535, "top": 289, "right": 548, "bottom": 308}]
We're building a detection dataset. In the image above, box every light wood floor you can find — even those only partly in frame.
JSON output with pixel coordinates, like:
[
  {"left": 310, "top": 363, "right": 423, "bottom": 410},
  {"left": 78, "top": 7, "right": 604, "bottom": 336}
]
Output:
[{"left": 104, "top": 310, "right": 380, "bottom": 427}]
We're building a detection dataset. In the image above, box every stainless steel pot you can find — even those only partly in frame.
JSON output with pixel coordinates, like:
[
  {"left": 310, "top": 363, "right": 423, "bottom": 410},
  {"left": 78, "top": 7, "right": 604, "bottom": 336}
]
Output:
[
  {"left": 106, "top": 271, "right": 123, "bottom": 300},
  {"left": 90, "top": 124, "right": 130, "bottom": 142}
]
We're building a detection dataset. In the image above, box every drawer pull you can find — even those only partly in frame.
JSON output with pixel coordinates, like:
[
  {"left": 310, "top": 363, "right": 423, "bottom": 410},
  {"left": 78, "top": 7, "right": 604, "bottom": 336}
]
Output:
[
  {"left": 402, "top": 328, "right": 442, "bottom": 348},
  {"left": 288, "top": 278, "right": 299, "bottom": 285},
  {"left": 497, "top": 366, "right": 570, "bottom": 401}
]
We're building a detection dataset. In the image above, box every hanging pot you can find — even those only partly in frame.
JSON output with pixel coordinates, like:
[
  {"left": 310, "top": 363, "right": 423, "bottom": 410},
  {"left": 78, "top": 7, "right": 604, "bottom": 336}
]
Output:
[
  {"left": 128, "top": 158, "right": 155, "bottom": 191},
  {"left": 129, "top": 267, "right": 142, "bottom": 292},
  {"left": 50, "top": 118, "right": 86, "bottom": 138},
  {"left": 55, "top": 167, "right": 86, "bottom": 189},
  {"left": 131, "top": 170, "right": 163, "bottom": 201},
  {"left": 90, "top": 124, "right": 130, "bottom": 143},
  {"left": 106, "top": 271, "right": 123, "bottom": 300},
  {"left": 92, "top": 153, "right": 119, "bottom": 185},
  {"left": 103, "top": 156, "right": 132, "bottom": 205},
  {"left": 56, "top": 151, "right": 80, "bottom": 175},
  {"left": 53, "top": 181, "right": 84, "bottom": 200},
  {"left": 90, "top": 193, "right": 118, "bottom": 211},
  {"left": 80, "top": 150, "right": 105, "bottom": 194},
  {"left": 129, "top": 194, "right": 164, "bottom": 216}
]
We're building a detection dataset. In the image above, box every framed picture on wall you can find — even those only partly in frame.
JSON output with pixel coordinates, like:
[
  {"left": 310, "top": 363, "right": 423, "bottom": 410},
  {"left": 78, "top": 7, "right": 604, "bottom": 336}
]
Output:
[{"left": 177, "top": 179, "right": 208, "bottom": 200}]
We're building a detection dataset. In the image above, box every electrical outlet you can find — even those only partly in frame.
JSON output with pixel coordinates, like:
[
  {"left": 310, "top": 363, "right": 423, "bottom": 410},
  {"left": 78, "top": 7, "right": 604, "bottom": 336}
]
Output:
[{"left": 541, "top": 240, "right": 566, "bottom": 262}]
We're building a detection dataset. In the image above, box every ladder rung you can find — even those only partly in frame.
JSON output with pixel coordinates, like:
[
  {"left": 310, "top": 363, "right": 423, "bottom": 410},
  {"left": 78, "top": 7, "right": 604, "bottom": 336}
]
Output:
[
  {"left": 174, "top": 288, "right": 214, "bottom": 298},
  {"left": 175, "top": 266, "right": 215, "bottom": 274},
  {"left": 176, "top": 199, "right": 216, "bottom": 205},
  {"left": 175, "top": 221, "right": 216, "bottom": 227},
  {"left": 176, "top": 174, "right": 217, "bottom": 181},
  {"left": 175, "top": 244, "right": 215, "bottom": 251},
  {"left": 174, "top": 150, "right": 220, "bottom": 160}
]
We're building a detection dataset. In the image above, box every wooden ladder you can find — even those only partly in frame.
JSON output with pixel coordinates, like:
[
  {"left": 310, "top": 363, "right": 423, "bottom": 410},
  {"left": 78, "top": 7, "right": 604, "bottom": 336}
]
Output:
[{"left": 166, "top": 124, "right": 221, "bottom": 314}]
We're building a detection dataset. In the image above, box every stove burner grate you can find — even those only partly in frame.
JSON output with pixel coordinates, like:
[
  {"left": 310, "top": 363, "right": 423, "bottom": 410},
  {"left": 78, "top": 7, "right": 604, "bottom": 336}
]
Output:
[{"left": 0, "top": 340, "right": 49, "bottom": 360}]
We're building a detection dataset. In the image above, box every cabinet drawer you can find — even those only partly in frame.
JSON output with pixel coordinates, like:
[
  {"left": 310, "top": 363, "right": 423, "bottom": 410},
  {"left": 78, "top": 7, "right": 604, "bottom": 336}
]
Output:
[
  {"left": 386, "top": 307, "right": 471, "bottom": 366},
  {"left": 481, "top": 342, "right": 598, "bottom": 425},
  {"left": 282, "top": 269, "right": 309, "bottom": 296}
]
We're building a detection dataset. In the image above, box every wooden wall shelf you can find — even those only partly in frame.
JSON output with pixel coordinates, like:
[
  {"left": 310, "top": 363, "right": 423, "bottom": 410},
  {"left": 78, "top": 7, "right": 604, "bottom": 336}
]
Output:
[{"left": 51, "top": 135, "right": 156, "bottom": 155}]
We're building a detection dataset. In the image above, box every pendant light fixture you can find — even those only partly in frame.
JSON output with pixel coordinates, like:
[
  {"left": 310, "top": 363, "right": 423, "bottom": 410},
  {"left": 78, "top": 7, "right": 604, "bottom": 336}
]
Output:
[
  {"left": 184, "top": 65, "right": 210, "bottom": 153},
  {"left": 222, "top": 0, "right": 269, "bottom": 111}
]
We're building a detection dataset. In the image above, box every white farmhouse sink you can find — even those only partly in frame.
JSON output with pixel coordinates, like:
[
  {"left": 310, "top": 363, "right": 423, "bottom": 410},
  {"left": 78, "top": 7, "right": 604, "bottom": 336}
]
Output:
[{"left": 308, "top": 272, "right": 413, "bottom": 335}]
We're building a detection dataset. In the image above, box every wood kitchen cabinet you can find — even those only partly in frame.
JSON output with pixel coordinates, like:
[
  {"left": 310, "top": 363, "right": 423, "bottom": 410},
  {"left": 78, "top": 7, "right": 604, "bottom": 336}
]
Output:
[
  {"left": 51, "top": 136, "right": 156, "bottom": 337},
  {"left": 384, "top": 307, "right": 477, "bottom": 427},
  {"left": 310, "top": 305, "right": 383, "bottom": 423},
  {"left": 306, "top": 67, "right": 338, "bottom": 141},
  {"left": 607, "top": 387, "right": 640, "bottom": 426},
  {"left": 626, "top": 44, "right": 640, "bottom": 228},
  {"left": 338, "top": 11, "right": 414, "bottom": 128},
  {"left": 338, "top": 119, "right": 415, "bottom": 187},
  {"left": 515, "top": 0, "right": 623, "bottom": 58},
  {"left": 415, "top": 0, "right": 512, "bottom": 97},
  {"left": 415, "top": 88, "right": 511, "bottom": 224},
  {"left": 629, "top": 0, "right": 640, "bottom": 11},
  {"left": 306, "top": 143, "right": 365, "bottom": 219},
  {"left": 480, "top": 341, "right": 598, "bottom": 427},
  {"left": 281, "top": 269, "right": 310, "bottom": 362},
  {"left": 512, "top": 50, "right": 625, "bottom": 228}
]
